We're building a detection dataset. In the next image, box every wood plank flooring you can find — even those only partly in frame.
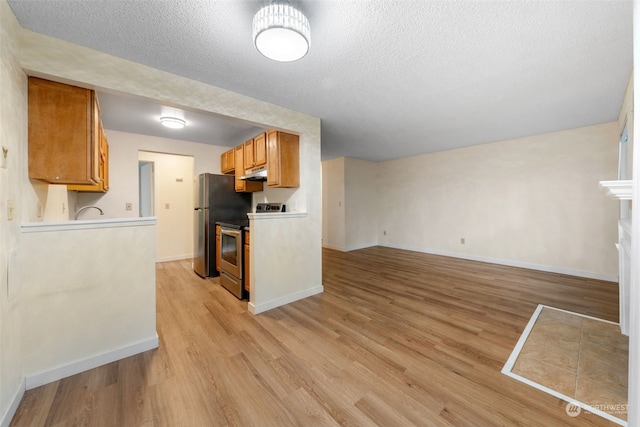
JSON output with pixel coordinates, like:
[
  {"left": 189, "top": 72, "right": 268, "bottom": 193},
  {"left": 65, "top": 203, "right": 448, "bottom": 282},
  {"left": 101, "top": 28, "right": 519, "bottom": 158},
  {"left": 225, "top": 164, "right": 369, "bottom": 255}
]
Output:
[{"left": 10, "top": 246, "right": 620, "bottom": 426}]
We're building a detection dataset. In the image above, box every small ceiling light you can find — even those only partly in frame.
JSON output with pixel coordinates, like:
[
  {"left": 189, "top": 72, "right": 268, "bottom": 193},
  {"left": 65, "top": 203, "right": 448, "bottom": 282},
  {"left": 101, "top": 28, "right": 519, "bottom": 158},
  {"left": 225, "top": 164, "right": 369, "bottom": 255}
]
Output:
[
  {"left": 253, "top": 2, "right": 310, "bottom": 62},
  {"left": 160, "top": 116, "right": 186, "bottom": 129}
]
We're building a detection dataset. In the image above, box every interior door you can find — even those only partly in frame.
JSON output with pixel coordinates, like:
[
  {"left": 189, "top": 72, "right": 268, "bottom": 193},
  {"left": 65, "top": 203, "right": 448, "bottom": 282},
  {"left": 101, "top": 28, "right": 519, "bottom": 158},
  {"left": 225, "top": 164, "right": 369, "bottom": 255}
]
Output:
[{"left": 138, "top": 161, "right": 154, "bottom": 217}]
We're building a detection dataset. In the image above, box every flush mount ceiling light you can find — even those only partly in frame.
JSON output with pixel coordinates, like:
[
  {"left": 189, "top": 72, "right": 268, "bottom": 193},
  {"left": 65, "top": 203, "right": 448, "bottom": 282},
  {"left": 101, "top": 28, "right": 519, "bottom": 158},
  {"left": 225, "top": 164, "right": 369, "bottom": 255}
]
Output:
[
  {"left": 159, "top": 116, "right": 186, "bottom": 129},
  {"left": 253, "top": 2, "right": 310, "bottom": 62}
]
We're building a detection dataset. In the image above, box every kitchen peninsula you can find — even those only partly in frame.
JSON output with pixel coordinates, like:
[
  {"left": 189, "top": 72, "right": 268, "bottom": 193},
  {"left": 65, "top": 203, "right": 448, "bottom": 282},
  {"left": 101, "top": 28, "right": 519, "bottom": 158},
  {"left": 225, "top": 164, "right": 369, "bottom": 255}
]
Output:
[
  {"left": 247, "top": 210, "right": 315, "bottom": 314},
  {"left": 16, "top": 217, "right": 158, "bottom": 388}
]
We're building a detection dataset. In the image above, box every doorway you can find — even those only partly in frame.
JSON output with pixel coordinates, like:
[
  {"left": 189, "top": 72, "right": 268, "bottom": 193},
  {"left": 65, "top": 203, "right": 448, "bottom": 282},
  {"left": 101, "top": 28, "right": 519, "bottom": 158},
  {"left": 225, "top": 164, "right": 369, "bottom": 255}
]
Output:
[
  {"left": 139, "top": 161, "right": 155, "bottom": 217},
  {"left": 138, "top": 151, "right": 195, "bottom": 262}
]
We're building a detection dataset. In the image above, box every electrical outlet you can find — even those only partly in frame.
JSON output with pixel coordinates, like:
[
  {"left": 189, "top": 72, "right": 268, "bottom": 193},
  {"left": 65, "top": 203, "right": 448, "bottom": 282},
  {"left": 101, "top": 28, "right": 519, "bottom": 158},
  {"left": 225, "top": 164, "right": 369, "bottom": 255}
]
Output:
[
  {"left": 383, "top": 230, "right": 387, "bottom": 236},
  {"left": 125, "top": 202, "right": 132, "bottom": 211},
  {"left": 165, "top": 203, "right": 170, "bottom": 209},
  {"left": 460, "top": 237, "right": 465, "bottom": 244}
]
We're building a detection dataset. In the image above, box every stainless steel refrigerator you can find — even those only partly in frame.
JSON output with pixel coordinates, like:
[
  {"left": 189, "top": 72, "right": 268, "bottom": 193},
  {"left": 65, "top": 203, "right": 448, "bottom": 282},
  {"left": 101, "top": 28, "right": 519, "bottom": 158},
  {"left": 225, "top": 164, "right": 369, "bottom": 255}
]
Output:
[{"left": 193, "top": 173, "right": 252, "bottom": 278}]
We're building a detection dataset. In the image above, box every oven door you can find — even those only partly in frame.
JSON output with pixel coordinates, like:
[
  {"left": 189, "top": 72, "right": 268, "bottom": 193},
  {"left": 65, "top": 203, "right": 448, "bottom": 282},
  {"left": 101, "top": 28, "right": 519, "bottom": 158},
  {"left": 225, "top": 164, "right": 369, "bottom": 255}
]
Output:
[{"left": 220, "top": 227, "right": 242, "bottom": 279}]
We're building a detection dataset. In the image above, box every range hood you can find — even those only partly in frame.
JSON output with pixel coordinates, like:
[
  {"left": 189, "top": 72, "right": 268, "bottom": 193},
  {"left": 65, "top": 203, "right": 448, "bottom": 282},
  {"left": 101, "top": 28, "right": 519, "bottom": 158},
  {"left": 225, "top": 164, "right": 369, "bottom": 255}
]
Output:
[{"left": 239, "top": 165, "right": 267, "bottom": 181}]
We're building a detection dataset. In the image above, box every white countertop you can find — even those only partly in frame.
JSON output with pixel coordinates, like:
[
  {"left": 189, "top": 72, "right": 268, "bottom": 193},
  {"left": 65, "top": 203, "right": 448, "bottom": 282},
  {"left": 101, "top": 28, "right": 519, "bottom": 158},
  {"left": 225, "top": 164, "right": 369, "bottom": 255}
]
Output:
[
  {"left": 248, "top": 212, "right": 307, "bottom": 220},
  {"left": 21, "top": 217, "right": 157, "bottom": 233}
]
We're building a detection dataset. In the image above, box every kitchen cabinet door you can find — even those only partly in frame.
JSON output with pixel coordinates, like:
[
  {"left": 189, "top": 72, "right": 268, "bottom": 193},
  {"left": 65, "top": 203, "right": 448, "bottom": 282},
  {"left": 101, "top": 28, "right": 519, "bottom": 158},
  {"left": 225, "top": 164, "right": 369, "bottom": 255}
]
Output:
[
  {"left": 243, "top": 134, "right": 266, "bottom": 172},
  {"left": 221, "top": 148, "right": 235, "bottom": 174},
  {"left": 254, "top": 133, "right": 267, "bottom": 167},
  {"left": 266, "top": 130, "right": 299, "bottom": 188},
  {"left": 28, "top": 77, "right": 101, "bottom": 185},
  {"left": 234, "top": 145, "right": 263, "bottom": 193},
  {"left": 68, "top": 122, "right": 109, "bottom": 192},
  {"left": 244, "top": 138, "right": 255, "bottom": 170}
]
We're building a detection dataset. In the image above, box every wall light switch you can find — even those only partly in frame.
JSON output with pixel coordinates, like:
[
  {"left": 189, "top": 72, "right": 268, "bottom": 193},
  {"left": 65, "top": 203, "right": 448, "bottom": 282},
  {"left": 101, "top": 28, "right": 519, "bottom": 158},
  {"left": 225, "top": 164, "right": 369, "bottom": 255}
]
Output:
[
  {"left": 7, "top": 200, "right": 14, "bottom": 220},
  {"left": 165, "top": 203, "right": 170, "bottom": 209},
  {"left": 125, "top": 202, "right": 133, "bottom": 211}
]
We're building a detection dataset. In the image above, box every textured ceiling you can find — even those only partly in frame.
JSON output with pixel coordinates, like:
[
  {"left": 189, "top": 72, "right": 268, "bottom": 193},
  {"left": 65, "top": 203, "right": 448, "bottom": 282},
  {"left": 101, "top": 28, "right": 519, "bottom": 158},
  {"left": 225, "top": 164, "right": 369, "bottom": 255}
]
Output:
[{"left": 7, "top": 0, "right": 633, "bottom": 162}]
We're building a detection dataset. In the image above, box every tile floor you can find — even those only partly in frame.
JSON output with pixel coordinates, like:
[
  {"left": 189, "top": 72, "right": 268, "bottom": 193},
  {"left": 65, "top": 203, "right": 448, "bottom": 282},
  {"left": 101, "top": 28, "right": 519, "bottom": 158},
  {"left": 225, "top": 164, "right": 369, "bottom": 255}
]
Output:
[{"left": 510, "top": 306, "right": 628, "bottom": 424}]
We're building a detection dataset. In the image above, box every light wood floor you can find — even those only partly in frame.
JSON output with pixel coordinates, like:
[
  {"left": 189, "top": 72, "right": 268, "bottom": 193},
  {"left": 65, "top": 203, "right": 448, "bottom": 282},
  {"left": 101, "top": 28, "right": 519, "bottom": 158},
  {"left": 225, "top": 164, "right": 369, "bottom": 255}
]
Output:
[{"left": 11, "top": 247, "right": 620, "bottom": 426}]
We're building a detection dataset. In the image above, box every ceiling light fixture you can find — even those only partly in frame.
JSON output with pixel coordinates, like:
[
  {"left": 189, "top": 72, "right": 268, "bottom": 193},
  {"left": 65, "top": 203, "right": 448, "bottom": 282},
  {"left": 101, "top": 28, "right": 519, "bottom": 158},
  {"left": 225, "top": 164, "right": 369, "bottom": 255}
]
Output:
[
  {"left": 253, "top": 2, "right": 310, "bottom": 62},
  {"left": 160, "top": 116, "right": 186, "bottom": 129}
]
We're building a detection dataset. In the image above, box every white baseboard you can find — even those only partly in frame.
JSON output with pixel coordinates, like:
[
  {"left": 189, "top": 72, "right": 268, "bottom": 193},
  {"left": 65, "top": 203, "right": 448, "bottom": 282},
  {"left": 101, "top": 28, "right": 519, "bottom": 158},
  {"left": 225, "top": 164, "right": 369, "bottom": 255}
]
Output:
[
  {"left": 380, "top": 243, "right": 618, "bottom": 283},
  {"left": 322, "top": 242, "right": 377, "bottom": 252},
  {"left": 0, "top": 378, "right": 25, "bottom": 427},
  {"left": 157, "top": 254, "right": 192, "bottom": 263},
  {"left": 249, "top": 285, "right": 324, "bottom": 314},
  {"left": 322, "top": 243, "right": 347, "bottom": 251},
  {"left": 25, "top": 334, "right": 159, "bottom": 390},
  {"left": 346, "top": 242, "right": 377, "bottom": 251}
]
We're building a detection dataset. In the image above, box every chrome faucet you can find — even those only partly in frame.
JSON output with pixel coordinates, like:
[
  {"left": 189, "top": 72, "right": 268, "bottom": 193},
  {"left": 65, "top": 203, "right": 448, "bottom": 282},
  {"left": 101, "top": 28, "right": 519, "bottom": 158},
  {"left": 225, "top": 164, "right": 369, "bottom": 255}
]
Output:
[{"left": 75, "top": 205, "right": 104, "bottom": 220}]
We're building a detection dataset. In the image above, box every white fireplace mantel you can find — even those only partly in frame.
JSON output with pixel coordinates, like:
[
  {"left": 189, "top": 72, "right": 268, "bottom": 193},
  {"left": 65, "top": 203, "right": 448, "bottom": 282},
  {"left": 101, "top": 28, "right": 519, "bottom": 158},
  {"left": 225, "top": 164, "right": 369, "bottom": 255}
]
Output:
[{"left": 599, "top": 180, "right": 633, "bottom": 200}]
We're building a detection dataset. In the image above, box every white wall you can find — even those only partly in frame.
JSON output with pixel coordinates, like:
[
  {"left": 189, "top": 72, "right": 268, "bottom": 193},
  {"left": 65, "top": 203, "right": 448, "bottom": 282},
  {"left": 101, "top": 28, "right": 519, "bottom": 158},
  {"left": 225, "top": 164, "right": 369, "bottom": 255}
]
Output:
[
  {"left": 377, "top": 122, "right": 619, "bottom": 280},
  {"left": 345, "top": 158, "right": 378, "bottom": 250},
  {"left": 322, "top": 157, "right": 378, "bottom": 251},
  {"left": 0, "top": 1, "right": 27, "bottom": 424},
  {"left": 322, "top": 157, "right": 346, "bottom": 250},
  {"left": 138, "top": 151, "right": 194, "bottom": 262}
]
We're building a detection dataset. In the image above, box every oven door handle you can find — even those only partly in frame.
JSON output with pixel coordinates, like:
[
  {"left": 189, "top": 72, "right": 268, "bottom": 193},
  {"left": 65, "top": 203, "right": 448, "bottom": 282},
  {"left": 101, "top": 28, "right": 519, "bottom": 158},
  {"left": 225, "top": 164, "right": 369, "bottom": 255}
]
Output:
[{"left": 221, "top": 228, "right": 241, "bottom": 238}]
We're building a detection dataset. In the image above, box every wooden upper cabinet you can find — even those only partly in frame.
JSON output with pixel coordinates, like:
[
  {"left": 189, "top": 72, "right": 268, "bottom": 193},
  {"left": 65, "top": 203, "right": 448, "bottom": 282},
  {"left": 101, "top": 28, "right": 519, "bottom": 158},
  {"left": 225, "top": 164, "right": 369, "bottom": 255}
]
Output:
[
  {"left": 227, "top": 129, "right": 297, "bottom": 192},
  {"left": 266, "top": 130, "right": 299, "bottom": 188},
  {"left": 244, "top": 138, "right": 255, "bottom": 170},
  {"left": 254, "top": 133, "right": 267, "bottom": 167},
  {"left": 28, "top": 77, "right": 101, "bottom": 185},
  {"left": 68, "top": 122, "right": 109, "bottom": 192},
  {"left": 234, "top": 145, "right": 263, "bottom": 193},
  {"left": 221, "top": 148, "right": 235, "bottom": 174},
  {"left": 243, "top": 133, "right": 267, "bottom": 172}
]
